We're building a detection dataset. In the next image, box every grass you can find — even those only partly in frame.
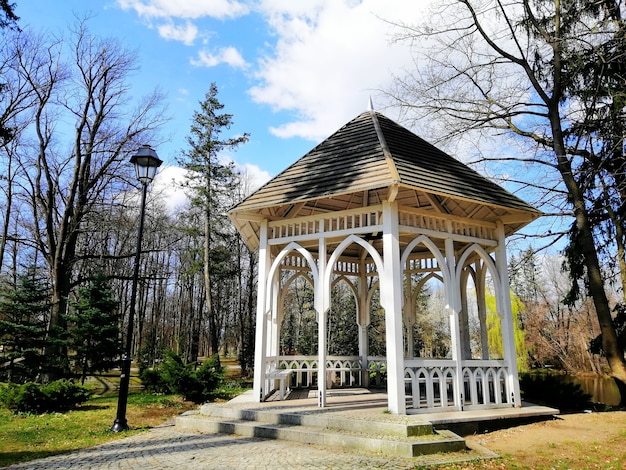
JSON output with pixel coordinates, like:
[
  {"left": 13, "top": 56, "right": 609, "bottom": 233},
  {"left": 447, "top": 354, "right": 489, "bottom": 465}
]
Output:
[
  {"left": 0, "top": 365, "right": 251, "bottom": 469},
  {"left": 0, "top": 392, "right": 199, "bottom": 467}
]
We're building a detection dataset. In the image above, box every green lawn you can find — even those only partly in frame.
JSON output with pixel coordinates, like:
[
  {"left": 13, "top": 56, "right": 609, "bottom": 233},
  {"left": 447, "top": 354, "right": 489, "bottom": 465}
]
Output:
[{"left": 0, "top": 393, "right": 196, "bottom": 467}]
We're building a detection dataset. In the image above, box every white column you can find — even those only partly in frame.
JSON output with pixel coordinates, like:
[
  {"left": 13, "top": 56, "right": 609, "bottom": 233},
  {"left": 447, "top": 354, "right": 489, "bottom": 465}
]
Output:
[
  {"left": 404, "top": 275, "right": 414, "bottom": 358},
  {"left": 496, "top": 221, "right": 521, "bottom": 406},
  {"left": 316, "top": 225, "right": 328, "bottom": 407},
  {"left": 358, "top": 261, "right": 370, "bottom": 387},
  {"left": 475, "top": 262, "right": 489, "bottom": 360},
  {"left": 445, "top": 237, "right": 464, "bottom": 409},
  {"left": 268, "top": 277, "right": 280, "bottom": 358},
  {"left": 381, "top": 201, "right": 406, "bottom": 414},
  {"left": 459, "top": 268, "right": 471, "bottom": 360},
  {"left": 253, "top": 220, "right": 270, "bottom": 402}
]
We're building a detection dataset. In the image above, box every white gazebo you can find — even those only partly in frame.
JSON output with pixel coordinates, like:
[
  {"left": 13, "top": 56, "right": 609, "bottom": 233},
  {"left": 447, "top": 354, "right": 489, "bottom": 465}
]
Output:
[{"left": 229, "top": 109, "right": 541, "bottom": 415}]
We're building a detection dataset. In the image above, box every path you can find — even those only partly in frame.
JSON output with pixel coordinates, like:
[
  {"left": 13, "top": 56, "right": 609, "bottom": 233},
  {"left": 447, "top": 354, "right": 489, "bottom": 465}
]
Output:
[{"left": 6, "top": 422, "right": 438, "bottom": 469}]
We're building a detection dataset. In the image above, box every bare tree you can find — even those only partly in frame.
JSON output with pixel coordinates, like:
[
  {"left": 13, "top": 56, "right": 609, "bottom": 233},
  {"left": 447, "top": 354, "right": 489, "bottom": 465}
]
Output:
[
  {"left": 6, "top": 19, "right": 167, "bottom": 377},
  {"left": 384, "top": 0, "right": 626, "bottom": 402}
]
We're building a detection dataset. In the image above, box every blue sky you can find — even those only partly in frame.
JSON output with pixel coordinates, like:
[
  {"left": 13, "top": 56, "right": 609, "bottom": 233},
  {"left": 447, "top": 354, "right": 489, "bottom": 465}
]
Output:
[{"left": 15, "top": 0, "right": 430, "bottom": 189}]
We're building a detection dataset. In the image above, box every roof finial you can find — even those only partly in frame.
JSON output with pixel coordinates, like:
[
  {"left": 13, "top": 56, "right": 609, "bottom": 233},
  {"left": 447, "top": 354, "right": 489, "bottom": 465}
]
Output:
[{"left": 368, "top": 96, "right": 374, "bottom": 111}]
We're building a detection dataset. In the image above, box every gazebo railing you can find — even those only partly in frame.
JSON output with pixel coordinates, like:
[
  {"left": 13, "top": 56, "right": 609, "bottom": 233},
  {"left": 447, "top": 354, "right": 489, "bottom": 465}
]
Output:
[
  {"left": 269, "top": 207, "right": 383, "bottom": 242},
  {"left": 368, "top": 358, "right": 514, "bottom": 413},
  {"left": 266, "top": 355, "right": 514, "bottom": 411},
  {"left": 274, "top": 355, "right": 362, "bottom": 389}
]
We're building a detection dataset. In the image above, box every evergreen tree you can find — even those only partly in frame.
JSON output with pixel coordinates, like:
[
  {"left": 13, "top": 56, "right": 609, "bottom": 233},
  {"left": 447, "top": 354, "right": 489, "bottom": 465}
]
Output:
[
  {"left": 0, "top": 267, "right": 49, "bottom": 383},
  {"left": 178, "top": 83, "right": 249, "bottom": 357},
  {"left": 65, "top": 275, "right": 120, "bottom": 384}
]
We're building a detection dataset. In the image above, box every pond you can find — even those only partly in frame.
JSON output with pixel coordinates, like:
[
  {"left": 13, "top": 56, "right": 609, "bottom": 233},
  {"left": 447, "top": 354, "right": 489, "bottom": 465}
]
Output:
[{"left": 566, "top": 375, "right": 622, "bottom": 406}]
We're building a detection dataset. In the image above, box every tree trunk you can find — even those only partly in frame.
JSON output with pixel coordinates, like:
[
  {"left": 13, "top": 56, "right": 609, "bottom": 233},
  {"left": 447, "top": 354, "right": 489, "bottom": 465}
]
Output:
[
  {"left": 553, "top": 124, "right": 626, "bottom": 404},
  {"left": 204, "top": 213, "right": 219, "bottom": 355}
]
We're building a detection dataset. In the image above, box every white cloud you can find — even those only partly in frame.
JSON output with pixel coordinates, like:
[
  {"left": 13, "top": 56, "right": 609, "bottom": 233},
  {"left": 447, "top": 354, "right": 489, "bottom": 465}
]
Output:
[
  {"left": 117, "top": 0, "right": 249, "bottom": 20},
  {"left": 157, "top": 21, "right": 198, "bottom": 45},
  {"left": 250, "top": 0, "right": 434, "bottom": 141},
  {"left": 191, "top": 47, "right": 248, "bottom": 69},
  {"left": 235, "top": 162, "right": 272, "bottom": 191},
  {"left": 150, "top": 162, "right": 270, "bottom": 214},
  {"left": 151, "top": 166, "right": 190, "bottom": 212}
]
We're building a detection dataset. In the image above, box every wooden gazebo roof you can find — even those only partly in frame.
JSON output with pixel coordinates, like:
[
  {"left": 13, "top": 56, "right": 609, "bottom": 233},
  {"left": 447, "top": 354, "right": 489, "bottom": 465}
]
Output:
[{"left": 230, "top": 110, "right": 541, "bottom": 250}]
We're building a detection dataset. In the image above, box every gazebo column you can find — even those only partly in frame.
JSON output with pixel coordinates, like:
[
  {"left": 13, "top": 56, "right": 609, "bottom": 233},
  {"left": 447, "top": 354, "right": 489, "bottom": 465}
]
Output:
[
  {"left": 381, "top": 201, "right": 406, "bottom": 414},
  {"left": 496, "top": 221, "right": 521, "bottom": 406},
  {"left": 316, "top": 230, "right": 329, "bottom": 407},
  {"left": 403, "top": 273, "right": 415, "bottom": 358},
  {"left": 445, "top": 237, "right": 464, "bottom": 409},
  {"left": 404, "top": 289, "right": 416, "bottom": 358},
  {"left": 475, "top": 262, "right": 489, "bottom": 359},
  {"left": 459, "top": 268, "right": 472, "bottom": 360},
  {"left": 357, "top": 262, "right": 370, "bottom": 387},
  {"left": 253, "top": 220, "right": 270, "bottom": 402},
  {"left": 268, "top": 277, "right": 281, "bottom": 360}
]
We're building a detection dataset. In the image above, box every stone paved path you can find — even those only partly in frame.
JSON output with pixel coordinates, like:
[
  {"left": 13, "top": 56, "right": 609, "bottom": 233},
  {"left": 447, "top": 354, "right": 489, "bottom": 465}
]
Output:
[{"left": 6, "top": 423, "right": 426, "bottom": 470}]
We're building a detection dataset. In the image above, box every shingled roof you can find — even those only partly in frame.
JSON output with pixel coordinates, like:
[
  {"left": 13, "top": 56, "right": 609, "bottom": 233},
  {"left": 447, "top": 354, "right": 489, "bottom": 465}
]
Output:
[{"left": 230, "top": 110, "right": 541, "bottom": 250}]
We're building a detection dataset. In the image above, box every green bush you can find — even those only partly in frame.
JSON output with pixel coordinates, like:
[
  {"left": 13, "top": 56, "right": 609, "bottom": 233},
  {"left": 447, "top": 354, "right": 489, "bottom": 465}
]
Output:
[
  {"left": 520, "top": 372, "right": 593, "bottom": 411},
  {"left": 0, "top": 380, "right": 93, "bottom": 414},
  {"left": 139, "top": 351, "right": 223, "bottom": 403},
  {"left": 138, "top": 367, "right": 162, "bottom": 392}
]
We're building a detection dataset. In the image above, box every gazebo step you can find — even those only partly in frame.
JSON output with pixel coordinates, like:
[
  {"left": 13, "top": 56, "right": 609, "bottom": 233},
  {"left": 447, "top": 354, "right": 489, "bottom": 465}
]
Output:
[
  {"left": 197, "top": 401, "right": 436, "bottom": 437},
  {"left": 175, "top": 407, "right": 466, "bottom": 458}
]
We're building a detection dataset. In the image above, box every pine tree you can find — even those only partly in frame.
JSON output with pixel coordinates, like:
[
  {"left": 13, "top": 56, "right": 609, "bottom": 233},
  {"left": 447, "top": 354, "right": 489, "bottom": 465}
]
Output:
[
  {"left": 0, "top": 267, "right": 50, "bottom": 383},
  {"left": 65, "top": 275, "right": 120, "bottom": 384},
  {"left": 178, "top": 83, "right": 249, "bottom": 358}
]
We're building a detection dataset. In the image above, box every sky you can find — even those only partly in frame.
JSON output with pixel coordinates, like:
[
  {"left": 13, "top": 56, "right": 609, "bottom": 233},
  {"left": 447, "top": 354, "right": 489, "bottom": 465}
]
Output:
[{"left": 15, "top": 0, "right": 434, "bottom": 194}]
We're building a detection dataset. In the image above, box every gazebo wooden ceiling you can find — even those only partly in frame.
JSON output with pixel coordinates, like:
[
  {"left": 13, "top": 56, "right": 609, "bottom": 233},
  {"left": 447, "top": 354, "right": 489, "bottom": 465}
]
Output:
[{"left": 229, "top": 110, "right": 541, "bottom": 259}]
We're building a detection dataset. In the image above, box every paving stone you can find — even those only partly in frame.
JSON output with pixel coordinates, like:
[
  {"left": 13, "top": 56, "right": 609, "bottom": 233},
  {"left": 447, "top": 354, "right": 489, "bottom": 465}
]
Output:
[{"left": 7, "top": 423, "right": 422, "bottom": 470}]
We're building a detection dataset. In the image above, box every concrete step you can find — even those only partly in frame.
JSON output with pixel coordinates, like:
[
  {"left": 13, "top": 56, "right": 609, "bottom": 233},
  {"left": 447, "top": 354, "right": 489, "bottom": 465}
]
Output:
[
  {"left": 198, "top": 401, "right": 436, "bottom": 437},
  {"left": 175, "top": 406, "right": 466, "bottom": 458}
]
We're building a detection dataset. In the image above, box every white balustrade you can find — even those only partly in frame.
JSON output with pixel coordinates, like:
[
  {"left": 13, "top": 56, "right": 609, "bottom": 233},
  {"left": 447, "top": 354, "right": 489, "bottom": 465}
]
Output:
[
  {"left": 267, "top": 355, "right": 513, "bottom": 410},
  {"left": 369, "top": 358, "right": 513, "bottom": 413},
  {"left": 276, "top": 355, "right": 362, "bottom": 390}
]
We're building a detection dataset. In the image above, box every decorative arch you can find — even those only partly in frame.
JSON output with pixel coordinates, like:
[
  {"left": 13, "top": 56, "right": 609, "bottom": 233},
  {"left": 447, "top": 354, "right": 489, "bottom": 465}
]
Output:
[
  {"left": 278, "top": 271, "right": 314, "bottom": 325},
  {"left": 332, "top": 274, "right": 359, "bottom": 301},
  {"left": 267, "top": 242, "right": 319, "bottom": 312},
  {"left": 409, "top": 272, "right": 443, "bottom": 306},
  {"left": 325, "top": 235, "right": 384, "bottom": 290},
  {"left": 401, "top": 235, "right": 450, "bottom": 285},
  {"left": 455, "top": 243, "right": 500, "bottom": 291}
]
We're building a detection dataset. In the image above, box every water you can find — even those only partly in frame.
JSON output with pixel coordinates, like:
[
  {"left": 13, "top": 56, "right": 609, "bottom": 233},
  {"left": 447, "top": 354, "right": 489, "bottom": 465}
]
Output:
[{"left": 567, "top": 375, "right": 621, "bottom": 406}]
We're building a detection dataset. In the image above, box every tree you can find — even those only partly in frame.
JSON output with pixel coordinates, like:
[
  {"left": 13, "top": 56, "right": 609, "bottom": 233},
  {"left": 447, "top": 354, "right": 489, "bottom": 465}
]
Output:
[
  {"left": 178, "top": 83, "right": 249, "bottom": 357},
  {"left": 486, "top": 290, "right": 529, "bottom": 372},
  {"left": 0, "top": 0, "right": 19, "bottom": 143},
  {"left": 3, "top": 19, "right": 167, "bottom": 378},
  {"left": 65, "top": 274, "right": 120, "bottom": 385},
  {"left": 0, "top": 267, "right": 49, "bottom": 383},
  {"left": 386, "top": 0, "right": 626, "bottom": 404},
  {"left": 0, "top": 1, "right": 18, "bottom": 30}
]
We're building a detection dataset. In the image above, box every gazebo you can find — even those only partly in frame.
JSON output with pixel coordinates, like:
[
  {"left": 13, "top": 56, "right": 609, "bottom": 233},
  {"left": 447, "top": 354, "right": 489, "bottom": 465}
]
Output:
[{"left": 229, "top": 109, "right": 541, "bottom": 415}]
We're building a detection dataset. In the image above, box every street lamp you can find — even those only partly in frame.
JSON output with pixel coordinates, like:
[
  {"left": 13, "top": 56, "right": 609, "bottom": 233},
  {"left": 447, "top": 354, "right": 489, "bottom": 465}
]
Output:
[{"left": 111, "top": 145, "right": 162, "bottom": 432}]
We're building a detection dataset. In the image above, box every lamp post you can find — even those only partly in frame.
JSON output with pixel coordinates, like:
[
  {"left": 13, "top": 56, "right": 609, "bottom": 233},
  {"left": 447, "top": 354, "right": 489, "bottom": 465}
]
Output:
[{"left": 111, "top": 145, "right": 162, "bottom": 432}]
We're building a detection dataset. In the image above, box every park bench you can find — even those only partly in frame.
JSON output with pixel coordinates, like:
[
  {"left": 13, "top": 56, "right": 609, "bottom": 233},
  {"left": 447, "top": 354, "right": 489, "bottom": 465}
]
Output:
[{"left": 266, "top": 368, "right": 293, "bottom": 400}]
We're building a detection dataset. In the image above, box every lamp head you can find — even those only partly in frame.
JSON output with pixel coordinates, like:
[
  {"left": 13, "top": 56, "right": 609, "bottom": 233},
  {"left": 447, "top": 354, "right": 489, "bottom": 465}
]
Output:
[{"left": 130, "top": 145, "right": 162, "bottom": 184}]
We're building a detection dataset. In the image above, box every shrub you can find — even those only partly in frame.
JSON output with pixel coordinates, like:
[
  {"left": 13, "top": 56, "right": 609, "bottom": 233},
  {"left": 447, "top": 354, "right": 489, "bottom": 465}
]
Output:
[
  {"left": 0, "top": 380, "right": 93, "bottom": 414},
  {"left": 139, "top": 351, "right": 223, "bottom": 403},
  {"left": 520, "top": 372, "right": 593, "bottom": 411},
  {"left": 138, "top": 367, "right": 163, "bottom": 393}
]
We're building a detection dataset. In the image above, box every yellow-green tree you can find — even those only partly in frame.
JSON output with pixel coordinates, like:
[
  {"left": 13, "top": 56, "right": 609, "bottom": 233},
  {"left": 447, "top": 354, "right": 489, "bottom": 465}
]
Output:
[{"left": 485, "top": 290, "right": 528, "bottom": 372}]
